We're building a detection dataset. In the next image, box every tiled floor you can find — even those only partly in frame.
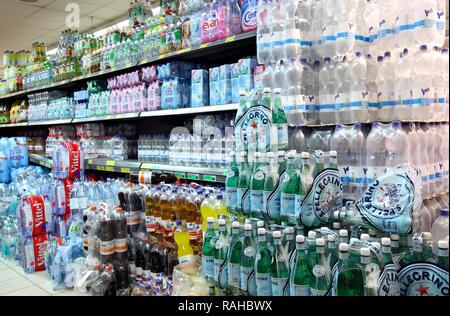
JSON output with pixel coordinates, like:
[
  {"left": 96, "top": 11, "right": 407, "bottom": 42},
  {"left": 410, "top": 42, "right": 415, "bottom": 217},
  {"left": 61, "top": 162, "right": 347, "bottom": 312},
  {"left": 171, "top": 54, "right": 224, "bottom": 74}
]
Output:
[{"left": 0, "top": 257, "right": 85, "bottom": 296}]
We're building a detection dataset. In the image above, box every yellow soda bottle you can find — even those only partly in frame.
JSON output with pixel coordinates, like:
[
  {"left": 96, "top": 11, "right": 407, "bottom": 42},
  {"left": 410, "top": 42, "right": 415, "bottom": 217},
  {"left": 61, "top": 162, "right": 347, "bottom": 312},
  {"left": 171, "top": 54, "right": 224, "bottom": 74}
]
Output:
[
  {"left": 213, "top": 194, "right": 231, "bottom": 220},
  {"left": 174, "top": 223, "right": 194, "bottom": 264},
  {"left": 200, "top": 193, "right": 215, "bottom": 232}
]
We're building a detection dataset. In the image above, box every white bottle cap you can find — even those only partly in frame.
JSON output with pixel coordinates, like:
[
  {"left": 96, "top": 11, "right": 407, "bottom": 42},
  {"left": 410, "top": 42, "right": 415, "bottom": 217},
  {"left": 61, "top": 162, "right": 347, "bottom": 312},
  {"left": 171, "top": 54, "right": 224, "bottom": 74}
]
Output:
[
  {"left": 296, "top": 235, "right": 305, "bottom": 243},
  {"left": 244, "top": 218, "right": 251, "bottom": 224},
  {"left": 263, "top": 87, "right": 271, "bottom": 94},
  {"left": 278, "top": 151, "right": 286, "bottom": 157},
  {"left": 368, "top": 229, "right": 377, "bottom": 236},
  {"left": 329, "top": 151, "right": 337, "bottom": 157},
  {"left": 360, "top": 248, "right": 371, "bottom": 257},
  {"left": 254, "top": 152, "right": 261, "bottom": 158},
  {"left": 266, "top": 152, "right": 275, "bottom": 159},
  {"left": 328, "top": 235, "right": 335, "bottom": 242},
  {"left": 258, "top": 228, "right": 266, "bottom": 235},
  {"left": 339, "top": 229, "right": 348, "bottom": 237},
  {"left": 371, "top": 242, "right": 381, "bottom": 251},
  {"left": 333, "top": 211, "right": 340, "bottom": 219},
  {"left": 422, "top": 232, "right": 432, "bottom": 240},
  {"left": 333, "top": 222, "right": 341, "bottom": 229},
  {"left": 244, "top": 224, "right": 253, "bottom": 231},
  {"left": 273, "top": 231, "right": 282, "bottom": 238},
  {"left": 381, "top": 238, "right": 391, "bottom": 246},
  {"left": 316, "top": 238, "right": 325, "bottom": 246},
  {"left": 239, "top": 89, "right": 247, "bottom": 96},
  {"left": 339, "top": 243, "right": 349, "bottom": 252},
  {"left": 232, "top": 221, "right": 240, "bottom": 228},
  {"left": 285, "top": 227, "right": 294, "bottom": 234},
  {"left": 239, "top": 151, "right": 247, "bottom": 157},
  {"left": 308, "top": 231, "right": 317, "bottom": 239},
  {"left": 207, "top": 217, "right": 215, "bottom": 223},
  {"left": 218, "top": 219, "right": 226, "bottom": 226},
  {"left": 274, "top": 88, "right": 282, "bottom": 94},
  {"left": 286, "top": 151, "right": 296, "bottom": 158},
  {"left": 257, "top": 220, "right": 265, "bottom": 227},
  {"left": 301, "top": 152, "right": 310, "bottom": 159},
  {"left": 438, "top": 240, "right": 449, "bottom": 249},
  {"left": 360, "top": 234, "right": 370, "bottom": 242},
  {"left": 390, "top": 233, "right": 400, "bottom": 241}
]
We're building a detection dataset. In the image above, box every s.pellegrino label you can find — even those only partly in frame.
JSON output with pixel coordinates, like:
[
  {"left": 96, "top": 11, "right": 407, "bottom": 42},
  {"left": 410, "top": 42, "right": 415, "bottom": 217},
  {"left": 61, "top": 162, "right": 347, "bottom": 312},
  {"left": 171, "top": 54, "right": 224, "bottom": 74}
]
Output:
[
  {"left": 300, "top": 168, "right": 343, "bottom": 227},
  {"left": 310, "top": 288, "right": 328, "bottom": 296},
  {"left": 214, "top": 259, "right": 229, "bottom": 289},
  {"left": 290, "top": 284, "right": 310, "bottom": 296},
  {"left": 237, "top": 188, "right": 251, "bottom": 216},
  {"left": 256, "top": 273, "right": 272, "bottom": 296},
  {"left": 241, "top": 267, "right": 257, "bottom": 296},
  {"left": 355, "top": 171, "right": 415, "bottom": 234},
  {"left": 378, "top": 263, "right": 400, "bottom": 296},
  {"left": 398, "top": 262, "right": 449, "bottom": 296},
  {"left": 202, "top": 255, "right": 215, "bottom": 280},
  {"left": 228, "top": 263, "right": 241, "bottom": 287},
  {"left": 235, "top": 105, "right": 273, "bottom": 152},
  {"left": 226, "top": 187, "right": 237, "bottom": 210},
  {"left": 272, "top": 277, "right": 290, "bottom": 296}
]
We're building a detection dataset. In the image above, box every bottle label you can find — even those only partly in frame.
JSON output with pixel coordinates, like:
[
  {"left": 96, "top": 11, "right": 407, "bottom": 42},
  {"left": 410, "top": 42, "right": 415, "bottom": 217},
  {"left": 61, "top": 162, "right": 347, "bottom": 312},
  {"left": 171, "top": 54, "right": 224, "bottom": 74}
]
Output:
[
  {"left": 237, "top": 187, "right": 251, "bottom": 216},
  {"left": 319, "top": 94, "right": 336, "bottom": 111},
  {"left": 114, "top": 238, "right": 127, "bottom": 253},
  {"left": 434, "top": 162, "right": 444, "bottom": 180},
  {"left": 277, "top": 124, "right": 288, "bottom": 150},
  {"left": 214, "top": 258, "right": 229, "bottom": 289},
  {"left": 226, "top": 187, "right": 237, "bottom": 209},
  {"left": 264, "top": 180, "right": 281, "bottom": 221},
  {"left": 398, "top": 262, "right": 448, "bottom": 296},
  {"left": 228, "top": 263, "right": 241, "bottom": 287},
  {"left": 310, "top": 288, "right": 328, "bottom": 296},
  {"left": 272, "top": 277, "right": 290, "bottom": 296},
  {"left": 69, "top": 197, "right": 78, "bottom": 211},
  {"left": 145, "top": 215, "right": 156, "bottom": 232},
  {"left": 256, "top": 273, "right": 272, "bottom": 296},
  {"left": 300, "top": 168, "right": 343, "bottom": 227},
  {"left": 240, "top": 266, "right": 257, "bottom": 296},
  {"left": 378, "top": 263, "right": 400, "bottom": 296},
  {"left": 135, "top": 267, "right": 143, "bottom": 280},
  {"left": 100, "top": 240, "right": 115, "bottom": 255},
  {"left": 78, "top": 197, "right": 88, "bottom": 209},
  {"left": 235, "top": 105, "right": 273, "bottom": 153},
  {"left": 251, "top": 190, "right": 264, "bottom": 215},
  {"left": 202, "top": 255, "right": 215, "bottom": 279},
  {"left": 334, "top": 92, "right": 348, "bottom": 111},
  {"left": 411, "top": 87, "right": 434, "bottom": 107},
  {"left": 294, "top": 194, "right": 305, "bottom": 220},
  {"left": 290, "top": 284, "right": 310, "bottom": 296},
  {"left": 280, "top": 193, "right": 295, "bottom": 218},
  {"left": 349, "top": 90, "right": 369, "bottom": 108},
  {"left": 355, "top": 170, "right": 415, "bottom": 234}
]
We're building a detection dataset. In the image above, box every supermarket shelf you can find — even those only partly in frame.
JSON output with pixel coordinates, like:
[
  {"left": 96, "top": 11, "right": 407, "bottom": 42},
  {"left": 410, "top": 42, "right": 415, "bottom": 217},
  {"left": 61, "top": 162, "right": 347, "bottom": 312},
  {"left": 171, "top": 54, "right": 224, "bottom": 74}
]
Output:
[
  {"left": 29, "top": 154, "right": 226, "bottom": 183},
  {"left": 139, "top": 104, "right": 239, "bottom": 118},
  {"left": 0, "top": 32, "right": 256, "bottom": 103},
  {"left": 72, "top": 112, "right": 141, "bottom": 124},
  {"left": 0, "top": 122, "right": 28, "bottom": 128},
  {"left": 28, "top": 119, "right": 73, "bottom": 126}
]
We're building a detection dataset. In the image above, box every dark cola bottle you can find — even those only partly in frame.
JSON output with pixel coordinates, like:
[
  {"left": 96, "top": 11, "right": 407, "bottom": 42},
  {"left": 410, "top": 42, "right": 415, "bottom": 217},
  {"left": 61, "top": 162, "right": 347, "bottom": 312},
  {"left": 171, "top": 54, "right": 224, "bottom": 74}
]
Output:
[
  {"left": 127, "top": 237, "right": 137, "bottom": 283},
  {"left": 112, "top": 207, "right": 128, "bottom": 262},
  {"left": 128, "top": 189, "right": 144, "bottom": 234},
  {"left": 99, "top": 211, "right": 114, "bottom": 264},
  {"left": 135, "top": 238, "right": 145, "bottom": 282}
]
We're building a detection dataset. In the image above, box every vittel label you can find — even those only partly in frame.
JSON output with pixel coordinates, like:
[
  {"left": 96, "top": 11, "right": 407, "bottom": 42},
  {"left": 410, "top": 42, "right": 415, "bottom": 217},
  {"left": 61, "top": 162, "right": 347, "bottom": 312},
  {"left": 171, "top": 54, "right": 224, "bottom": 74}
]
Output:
[
  {"left": 235, "top": 105, "right": 273, "bottom": 152},
  {"left": 300, "top": 169, "right": 343, "bottom": 227},
  {"left": 355, "top": 171, "right": 415, "bottom": 234},
  {"left": 256, "top": 273, "right": 272, "bottom": 296},
  {"left": 398, "top": 263, "right": 449, "bottom": 296},
  {"left": 272, "top": 277, "right": 289, "bottom": 296},
  {"left": 379, "top": 263, "right": 400, "bottom": 296}
]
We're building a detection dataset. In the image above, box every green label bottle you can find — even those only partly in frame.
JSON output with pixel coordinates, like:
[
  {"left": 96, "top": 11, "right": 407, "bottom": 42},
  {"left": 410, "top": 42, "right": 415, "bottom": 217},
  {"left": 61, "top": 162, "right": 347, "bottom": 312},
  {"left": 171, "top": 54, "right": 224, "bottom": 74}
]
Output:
[
  {"left": 226, "top": 151, "right": 239, "bottom": 215},
  {"left": 273, "top": 88, "right": 288, "bottom": 151},
  {"left": 228, "top": 222, "right": 243, "bottom": 296},
  {"left": 255, "top": 228, "right": 273, "bottom": 296},
  {"left": 271, "top": 231, "right": 290, "bottom": 296},
  {"left": 240, "top": 224, "right": 257, "bottom": 296},
  {"left": 251, "top": 152, "right": 267, "bottom": 219},
  {"left": 300, "top": 152, "right": 313, "bottom": 193},
  {"left": 310, "top": 238, "right": 331, "bottom": 296},
  {"left": 281, "top": 151, "right": 300, "bottom": 225},
  {"left": 237, "top": 151, "right": 251, "bottom": 216},
  {"left": 202, "top": 217, "right": 216, "bottom": 281},
  {"left": 378, "top": 238, "right": 400, "bottom": 296},
  {"left": 290, "top": 235, "right": 313, "bottom": 296},
  {"left": 336, "top": 243, "right": 365, "bottom": 296},
  {"left": 360, "top": 247, "right": 380, "bottom": 296},
  {"left": 312, "top": 150, "right": 325, "bottom": 178},
  {"left": 214, "top": 219, "right": 230, "bottom": 294}
]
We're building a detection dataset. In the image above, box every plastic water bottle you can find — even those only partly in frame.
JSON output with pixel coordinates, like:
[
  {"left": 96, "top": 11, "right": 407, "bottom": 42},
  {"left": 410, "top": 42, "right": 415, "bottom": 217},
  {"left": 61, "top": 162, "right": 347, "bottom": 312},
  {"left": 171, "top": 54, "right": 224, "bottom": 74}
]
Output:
[
  {"left": 318, "top": 57, "right": 337, "bottom": 125},
  {"left": 365, "top": 0, "right": 380, "bottom": 57},
  {"left": 365, "top": 122, "right": 386, "bottom": 186},
  {"left": 335, "top": 0, "right": 357, "bottom": 58},
  {"left": 417, "top": 124, "right": 432, "bottom": 197},
  {"left": 284, "top": 57, "right": 303, "bottom": 123},
  {"left": 365, "top": 54, "right": 379, "bottom": 122},
  {"left": 376, "top": 52, "right": 396, "bottom": 122},
  {"left": 283, "top": 0, "right": 300, "bottom": 60},
  {"left": 394, "top": 49, "right": 413, "bottom": 121},
  {"left": 413, "top": 0, "right": 438, "bottom": 47},
  {"left": 377, "top": 0, "right": 397, "bottom": 54},
  {"left": 269, "top": 0, "right": 285, "bottom": 63},
  {"left": 431, "top": 207, "right": 449, "bottom": 255},
  {"left": 394, "top": 0, "right": 414, "bottom": 50},
  {"left": 384, "top": 121, "right": 408, "bottom": 174},
  {"left": 317, "top": 0, "right": 337, "bottom": 58},
  {"left": 300, "top": 59, "right": 318, "bottom": 126},
  {"left": 335, "top": 57, "right": 351, "bottom": 124},
  {"left": 354, "top": 0, "right": 367, "bottom": 55},
  {"left": 348, "top": 52, "right": 369, "bottom": 123},
  {"left": 257, "top": 0, "right": 271, "bottom": 65},
  {"left": 411, "top": 45, "right": 433, "bottom": 121},
  {"left": 433, "top": 47, "right": 446, "bottom": 121},
  {"left": 295, "top": 0, "right": 312, "bottom": 61}
]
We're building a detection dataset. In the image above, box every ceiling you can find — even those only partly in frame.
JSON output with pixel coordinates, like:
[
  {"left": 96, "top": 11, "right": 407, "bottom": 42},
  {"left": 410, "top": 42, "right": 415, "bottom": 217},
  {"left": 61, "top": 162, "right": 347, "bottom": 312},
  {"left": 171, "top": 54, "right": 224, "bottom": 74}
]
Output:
[{"left": 0, "top": 0, "right": 159, "bottom": 75}]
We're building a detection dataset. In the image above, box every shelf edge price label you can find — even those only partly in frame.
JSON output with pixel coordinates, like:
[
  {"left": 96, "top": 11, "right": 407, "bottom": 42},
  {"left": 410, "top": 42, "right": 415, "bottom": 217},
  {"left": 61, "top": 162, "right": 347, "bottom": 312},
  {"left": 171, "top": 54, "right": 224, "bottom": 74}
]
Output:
[
  {"left": 203, "top": 175, "right": 217, "bottom": 182},
  {"left": 187, "top": 174, "right": 200, "bottom": 181},
  {"left": 141, "top": 163, "right": 153, "bottom": 170},
  {"left": 199, "top": 43, "right": 208, "bottom": 49},
  {"left": 88, "top": 159, "right": 93, "bottom": 165},
  {"left": 120, "top": 167, "right": 131, "bottom": 174},
  {"left": 225, "top": 36, "right": 236, "bottom": 43},
  {"left": 174, "top": 172, "right": 186, "bottom": 179},
  {"left": 96, "top": 165, "right": 106, "bottom": 171},
  {"left": 45, "top": 162, "right": 52, "bottom": 169},
  {"left": 106, "top": 160, "right": 116, "bottom": 166},
  {"left": 105, "top": 166, "right": 114, "bottom": 172}
]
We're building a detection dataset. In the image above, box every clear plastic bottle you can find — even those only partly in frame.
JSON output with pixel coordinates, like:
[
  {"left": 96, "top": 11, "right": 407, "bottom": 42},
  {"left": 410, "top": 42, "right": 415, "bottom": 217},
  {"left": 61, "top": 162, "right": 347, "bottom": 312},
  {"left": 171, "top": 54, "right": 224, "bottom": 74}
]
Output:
[
  {"left": 348, "top": 52, "right": 369, "bottom": 123},
  {"left": 431, "top": 207, "right": 449, "bottom": 256}
]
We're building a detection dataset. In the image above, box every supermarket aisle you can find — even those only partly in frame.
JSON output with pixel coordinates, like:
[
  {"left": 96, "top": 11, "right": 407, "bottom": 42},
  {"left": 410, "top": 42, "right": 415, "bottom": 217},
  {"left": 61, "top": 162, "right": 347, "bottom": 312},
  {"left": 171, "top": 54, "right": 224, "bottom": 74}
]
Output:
[{"left": 0, "top": 257, "right": 80, "bottom": 296}]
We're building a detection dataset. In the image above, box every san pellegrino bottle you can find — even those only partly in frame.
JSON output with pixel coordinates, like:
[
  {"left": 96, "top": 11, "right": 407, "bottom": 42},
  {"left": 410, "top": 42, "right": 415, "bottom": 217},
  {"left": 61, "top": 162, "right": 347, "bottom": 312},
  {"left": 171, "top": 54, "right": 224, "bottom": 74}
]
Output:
[
  {"left": 202, "top": 217, "right": 216, "bottom": 282},
  {"left": 240, "top": 223, "right": 257, "bottom": 296},
  {"left": 214, "top": 219, "right": 229, "bottom": 294},
  {"left": 370, "top": 242, "right": 382, "bottom": 267},
  {"left": 280, "top": 150, "right": 300, "bottom": 225},
  {"left": 272, "top": 88, "right": 289, "bottom": 151},
  {"left": 236, "top": 90, "right": 249, "bottom": 128},
  {"left": 290, "top": 235, "right": 312, "bottom": 296},
  {"left": 237, "top": 151, "right": 251, "bottom": 216},
  {"left": 336, "top": 243, "right": 365, "bottom": 296},
  {"left": 421, "top": 232, "right": 434, "bottom": 260},
  {"left": 300, "top": 152, "right": 313, "bottom": 192},
  {"left": 228, "top": 221, "right": 242, "bottom": 296},
  {"left": 329, "top": 150, "right": 338, "bottom": 169},
  {"left": 255, "top": 228, "right": 273, "bottom": 296},
  {"left": 310, "top": 238, "right": 331, "bottom": 296},
  {"left": 251, "top": 152, "right": 268, "bottom": 219},
  {"left": 225, "top": 151, "right": 239, "bottom": 215},
  {"left": 312, "top": 150, "right": 326, "bottom": 177},
  {"left": 326, "top": 235, "right": 339, "bottom": 268},
  {"left": 360, "top": 247, "right": 379, "bottom": 296},
  {"left": 284, "top": 227, "right": 296, "bottom": 271},
  {"left": 390, "top": 233, "right": 401, "bottom": 255},
  {"left": 379, "top": 237, "right": 400, "bottom": 296},
  {"left": 339, "top": 229, "right": 349, "bottom": 244},
  {"left": 307, "top": 231, "right": 317, "bottom": 270},
  {"left": 437, "top": 240, "right": 449, "bottom": 271},
  {"left": 410, "top": 236, "right": 425, "bottom": 262},
  {"left": 271, "top": 231, "right": 290, "bottom": 296},
  {"left": 294, "top": 162, "right": 306, "bottom": 224},
  {"left": 263, "top": 151, "right": 281, "bottom": 221}
]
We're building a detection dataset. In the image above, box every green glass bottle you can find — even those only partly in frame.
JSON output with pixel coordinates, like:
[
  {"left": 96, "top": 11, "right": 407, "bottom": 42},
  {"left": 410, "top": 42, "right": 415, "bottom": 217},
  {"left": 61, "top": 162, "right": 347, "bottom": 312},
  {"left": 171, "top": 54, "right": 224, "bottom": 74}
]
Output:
[
  {"left": 290, "top": 235, "right": 313, "bottom": 296},
  {"left": 326, "top": 235, "right": 339, "bottom": 268},
  {"left": 336, "top": 243, "right": 365, "bottom": 296},
  {"left": 263, "top": 152, "right": 280, "bottom": 222},
  {"left": 251, "top": 152, "right": 267, "bottom": 219},
  {"left": 228, "top": 221, "right": 242, "bottom": 296},
  {"left": 310, "top": 238, "right": 331, "bottom": 296},
  {"left": 328, "top": 150, "right": 338, "bottom": 169},
  {"left": 379, "top": 237, "right": 400, "bottom": 296},
  {"left": 255, "top": 228, "right": 273, "bottom": 296},
  {"left": 339, "top": 229, "right": 349, "bottom": 245},
  {"left": 410, "top": 236, "right": 425, "bottom": 262},
  {"left": 285, "top": 227, "right": 296, "bottom": 272},
  {"left": 202, "top": 217, "right": 216, "bottom": 282},
  {"left": 237, "top": 151, "right": 251, "bottom": 216},
  {"left": 348, "top": 238, "right": 361, "bottom": 267},
  {"left": 280, "top": 151, "right": 300, "bottom": 225},
  {"left": 294, "top": 167, "right": 306, "bottom": 225},
  {"left": 272, "top": 88, "right": 288, "bottom": 151},
  {"left": 390, "top": 234, "right": 401, "bottom": 255},
  {"left": 437, "top": 240, "right": 449, "bottom": 271},
  {"left": 271, "top": 231, "right": 290, "bottom": 296},
  {"left": 368, "top": 229, "right": 380, "bottom": 243},
  {"left": 360, "top": 247, "right": 379, "bottom": 296},
  {"left": 235, "top": 90, "right": 249, "bottom": 139},
  {"left": 240, "top": 223, "right": 257, "bottom": 296},
  {"left": 312, "top": 150, "right": 326, "bottom": 178},
  {"left": 371, "top": 242, "right": 382, "bottom": 267},
  {"left": 278, "top": 151, "right": 287, "bottom": 174},
  {"left": 300, "top": 152, "right": 313, "bottom": 193},
  {"left": 307, "top": 231, "right": 317, "bottom": 270},
  {"left": 225, "top": 151, "right": 239, "bottom": 215},
  {"left": 214, "top": 219, "right": 230, "bottom": 294}
]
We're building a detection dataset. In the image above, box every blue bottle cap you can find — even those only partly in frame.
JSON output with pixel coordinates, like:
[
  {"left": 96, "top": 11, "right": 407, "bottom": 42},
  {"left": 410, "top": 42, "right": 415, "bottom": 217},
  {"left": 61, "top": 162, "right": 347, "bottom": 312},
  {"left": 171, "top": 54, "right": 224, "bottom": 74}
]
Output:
[{"left": 441, "top": 207, "right": 449, "bottom": 216}]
